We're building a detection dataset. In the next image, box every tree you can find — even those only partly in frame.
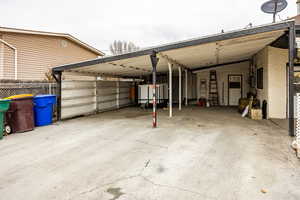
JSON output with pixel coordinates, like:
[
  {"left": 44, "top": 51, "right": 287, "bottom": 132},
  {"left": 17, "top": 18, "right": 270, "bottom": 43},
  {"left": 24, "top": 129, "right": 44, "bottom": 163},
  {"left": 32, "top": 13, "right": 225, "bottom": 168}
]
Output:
[{"left": 109, "top": 40, "right": 140, "bottom": 55}]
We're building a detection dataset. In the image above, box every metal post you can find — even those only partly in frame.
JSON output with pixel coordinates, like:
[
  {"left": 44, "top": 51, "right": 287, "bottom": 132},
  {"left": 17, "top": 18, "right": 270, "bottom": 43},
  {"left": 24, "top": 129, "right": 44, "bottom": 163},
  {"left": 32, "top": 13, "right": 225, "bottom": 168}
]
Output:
[
  {"left": 49, "top": 83, "right": 52, "bottom": 94},
  {"left": 289, "top": 24, "right": 296, "bottom": 136},
  {"left": 150, "top": 52, "right": 159, "bottom": 128},
  {"left": 178, "top": 66, "right": 182, "bottom": 110},
  {"left": 57, "top": 71, "right": 62, "bottom": 121},
  {"left": 185, "top": 69, "right": 188, "bottom": 106},
  {"left": 168, "top": 62, "right": 173, "bottom": 117},
  {"left": 95, "top": 77, "right": 98, "bottom": 112}
]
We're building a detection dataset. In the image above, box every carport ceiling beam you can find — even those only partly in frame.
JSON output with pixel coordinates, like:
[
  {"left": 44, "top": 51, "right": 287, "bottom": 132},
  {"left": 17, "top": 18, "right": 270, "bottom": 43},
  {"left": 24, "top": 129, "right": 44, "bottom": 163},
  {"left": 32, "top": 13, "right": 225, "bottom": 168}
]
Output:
[
  {"left": 158, "top": 52, "right": 190, "bottom": 71},
  {"left": 64, "top": 70, "right": 136, "bottom": 79},
  {"left": 191, "top": 59, "right": 250, "bottom": 72},
  {"left": 108, "top": 62, "right": 152, "bottom": 73}
]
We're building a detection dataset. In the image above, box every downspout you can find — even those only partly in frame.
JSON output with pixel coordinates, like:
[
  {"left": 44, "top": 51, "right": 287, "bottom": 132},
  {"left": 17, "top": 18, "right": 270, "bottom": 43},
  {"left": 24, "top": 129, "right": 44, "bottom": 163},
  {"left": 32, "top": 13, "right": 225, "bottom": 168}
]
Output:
[{"left": 0, "top": 39, "right": 17, "bottom": 80}]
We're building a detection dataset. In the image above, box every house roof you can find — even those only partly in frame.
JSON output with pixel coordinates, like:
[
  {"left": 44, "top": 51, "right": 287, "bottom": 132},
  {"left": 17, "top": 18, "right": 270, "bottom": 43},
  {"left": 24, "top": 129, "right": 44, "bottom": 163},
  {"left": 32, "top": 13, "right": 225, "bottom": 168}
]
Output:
[
  {"left": 52, "top": 20, "right": 294, "bottom": 78},
  {"left": 0, "top": 26, "right": 104, "bottom": 56},
  {"left": 289, "top": 15, "right": 300, "bottom": 25}
]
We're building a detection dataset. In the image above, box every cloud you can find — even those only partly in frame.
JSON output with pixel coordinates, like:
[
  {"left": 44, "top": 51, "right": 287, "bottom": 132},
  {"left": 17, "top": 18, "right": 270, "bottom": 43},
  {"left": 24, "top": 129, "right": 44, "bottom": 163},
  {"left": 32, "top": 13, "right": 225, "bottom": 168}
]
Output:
[{"left": 0, "top": 0, "right": 297, "bottom": 55}]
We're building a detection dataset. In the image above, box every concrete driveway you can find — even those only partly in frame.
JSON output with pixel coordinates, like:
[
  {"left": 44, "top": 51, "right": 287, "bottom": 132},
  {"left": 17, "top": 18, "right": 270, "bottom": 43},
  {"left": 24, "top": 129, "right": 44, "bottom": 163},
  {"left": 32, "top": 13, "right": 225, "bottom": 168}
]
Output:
[{"left": 0, "top": 107, "right": 299, "bottom": 200}]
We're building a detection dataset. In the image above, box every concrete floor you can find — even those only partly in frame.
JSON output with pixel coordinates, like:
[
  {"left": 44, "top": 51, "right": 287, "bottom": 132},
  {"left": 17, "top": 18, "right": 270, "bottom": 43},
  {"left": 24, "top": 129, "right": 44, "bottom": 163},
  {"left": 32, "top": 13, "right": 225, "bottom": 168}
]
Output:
[{"left": 0, "top": 107, "right": 299, "bottom": 200}]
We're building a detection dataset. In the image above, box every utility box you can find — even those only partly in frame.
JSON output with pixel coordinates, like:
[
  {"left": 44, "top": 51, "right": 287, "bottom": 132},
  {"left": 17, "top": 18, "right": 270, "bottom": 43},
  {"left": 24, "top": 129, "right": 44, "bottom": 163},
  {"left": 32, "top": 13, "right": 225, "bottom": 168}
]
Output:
[{"left": 138, "top": 84, "right": 168, "bottom": 106}]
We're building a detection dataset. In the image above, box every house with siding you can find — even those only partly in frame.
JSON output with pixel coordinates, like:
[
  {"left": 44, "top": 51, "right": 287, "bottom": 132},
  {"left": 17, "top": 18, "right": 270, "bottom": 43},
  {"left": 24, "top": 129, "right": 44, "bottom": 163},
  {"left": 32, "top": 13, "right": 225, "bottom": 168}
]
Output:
[{"left": 0, "top": 27, "right": 104, "bottom": 80}]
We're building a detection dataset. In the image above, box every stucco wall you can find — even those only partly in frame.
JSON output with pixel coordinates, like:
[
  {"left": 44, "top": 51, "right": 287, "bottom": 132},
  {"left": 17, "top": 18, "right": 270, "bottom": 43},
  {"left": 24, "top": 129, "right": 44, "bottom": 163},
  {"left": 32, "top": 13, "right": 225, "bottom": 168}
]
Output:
[
  {"left": 195, "top": 62, "right": 250, "bottom": 106},
  {"left": 0, "top": 32, "right": 100, "bottom": 80},
  {"left": 254, "top": 47, "right": 268, "bottom": 106},
  {"left": 254, "top": 46, "right": 288, "bottom": 119},
  {"left": 267, "top": 46, "right": 288, "bottom": 119}
]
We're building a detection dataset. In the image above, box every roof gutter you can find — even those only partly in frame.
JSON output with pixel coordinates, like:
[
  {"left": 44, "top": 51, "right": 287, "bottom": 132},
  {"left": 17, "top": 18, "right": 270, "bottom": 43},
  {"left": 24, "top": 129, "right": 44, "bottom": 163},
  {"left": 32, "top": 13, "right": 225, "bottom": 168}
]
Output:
[{"left": 0, "top": 39, "right": 18, "bottom": 80}]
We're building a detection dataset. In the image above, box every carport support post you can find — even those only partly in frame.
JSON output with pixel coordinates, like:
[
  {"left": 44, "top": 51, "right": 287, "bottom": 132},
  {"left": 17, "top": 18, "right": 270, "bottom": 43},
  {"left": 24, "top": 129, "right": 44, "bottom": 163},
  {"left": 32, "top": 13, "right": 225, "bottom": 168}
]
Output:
[
  {"left": 150, "top": 52, "right": 159, "bottom": 128},
  {"left": 185, "top": 69, "right": 188, "bottom": 106},
  {"left": 57, "top": 71, "right": 62, "bottom": 121},
  {"left": 178, "top": 66, "right": 182, "bottom": 110},
  {"left": 288, "top": 24, "right": 296, "bottom": 136},
  {"left": 168, "top": 62, "right": 173, "bottom": 117}
]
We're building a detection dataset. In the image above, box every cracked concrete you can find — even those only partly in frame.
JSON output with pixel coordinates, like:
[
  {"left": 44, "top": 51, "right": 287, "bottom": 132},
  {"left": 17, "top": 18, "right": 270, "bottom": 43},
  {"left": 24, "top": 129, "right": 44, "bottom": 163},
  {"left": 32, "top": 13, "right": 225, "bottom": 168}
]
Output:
[{"left": 0, "top": 107, "right": 299, "bottom": 200}]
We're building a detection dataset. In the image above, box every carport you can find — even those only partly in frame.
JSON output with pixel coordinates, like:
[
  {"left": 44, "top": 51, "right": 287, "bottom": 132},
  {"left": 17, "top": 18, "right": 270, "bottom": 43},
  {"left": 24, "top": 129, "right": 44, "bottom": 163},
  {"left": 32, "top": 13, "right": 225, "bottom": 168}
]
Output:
[{"left": 52, "top": 20, "right": 296, "bottom": 136}]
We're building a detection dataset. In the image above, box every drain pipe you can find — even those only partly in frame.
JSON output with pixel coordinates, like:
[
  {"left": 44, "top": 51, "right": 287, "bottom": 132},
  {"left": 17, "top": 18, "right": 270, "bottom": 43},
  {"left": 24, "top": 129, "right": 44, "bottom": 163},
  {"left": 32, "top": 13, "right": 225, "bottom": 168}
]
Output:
[{"left": 0, "top": 39, "right": 17, "bottom": 80}]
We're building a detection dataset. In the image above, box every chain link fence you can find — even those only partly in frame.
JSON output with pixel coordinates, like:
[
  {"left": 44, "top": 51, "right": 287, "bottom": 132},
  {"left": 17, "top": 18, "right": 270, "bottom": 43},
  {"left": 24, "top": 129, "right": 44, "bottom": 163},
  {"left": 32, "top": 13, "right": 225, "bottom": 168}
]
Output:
[{"left": 0, "top": 80, "right": 57, "bottom": 98}]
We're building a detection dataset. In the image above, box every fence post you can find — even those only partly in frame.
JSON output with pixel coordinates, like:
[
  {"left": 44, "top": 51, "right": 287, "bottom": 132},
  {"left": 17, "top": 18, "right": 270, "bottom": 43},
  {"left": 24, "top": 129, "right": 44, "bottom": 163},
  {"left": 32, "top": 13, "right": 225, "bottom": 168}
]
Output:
[
  {"left": 49, "top": 83, "right": 52, "bottom": 94},
  {"left": 116, "top": 79, "right": 120, "bottom": 109}
]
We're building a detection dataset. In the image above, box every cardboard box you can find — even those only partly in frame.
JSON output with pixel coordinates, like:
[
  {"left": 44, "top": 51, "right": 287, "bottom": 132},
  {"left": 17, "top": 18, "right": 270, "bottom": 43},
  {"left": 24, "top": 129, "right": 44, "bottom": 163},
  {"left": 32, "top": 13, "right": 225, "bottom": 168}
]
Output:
[{"left": 250, "top": 109, "right": 262, "bottom": 120}]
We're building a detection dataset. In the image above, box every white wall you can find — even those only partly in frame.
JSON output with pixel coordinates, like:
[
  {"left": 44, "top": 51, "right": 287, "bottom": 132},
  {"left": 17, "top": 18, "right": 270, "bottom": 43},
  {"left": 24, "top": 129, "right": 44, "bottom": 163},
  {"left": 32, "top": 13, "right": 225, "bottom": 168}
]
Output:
[
  {"left": 267, "top": 47, "right": 288, "bottom": 119},
  {"left": 254, "top": 47, "right": 268, "bottom": 105},
  {"left": 254, "top": 46, "right": 288, "bottom": 119},
  {"left": 195, "top": 62, "right": 250, "bottom": 106}
]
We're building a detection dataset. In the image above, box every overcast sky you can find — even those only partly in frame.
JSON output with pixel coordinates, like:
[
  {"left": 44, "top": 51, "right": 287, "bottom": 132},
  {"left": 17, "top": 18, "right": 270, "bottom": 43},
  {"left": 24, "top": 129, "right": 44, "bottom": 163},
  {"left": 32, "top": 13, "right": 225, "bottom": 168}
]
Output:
[{"left": 1, "top": 0, "right": 297, "bottom": 55}]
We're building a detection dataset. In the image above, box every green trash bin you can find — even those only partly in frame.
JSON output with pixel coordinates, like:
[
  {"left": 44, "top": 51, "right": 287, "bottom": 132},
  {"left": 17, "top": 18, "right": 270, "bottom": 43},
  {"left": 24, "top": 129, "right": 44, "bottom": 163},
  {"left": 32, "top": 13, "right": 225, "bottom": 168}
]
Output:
[{"left": 0, "top": 99, "right": 10, "bottom": 140}]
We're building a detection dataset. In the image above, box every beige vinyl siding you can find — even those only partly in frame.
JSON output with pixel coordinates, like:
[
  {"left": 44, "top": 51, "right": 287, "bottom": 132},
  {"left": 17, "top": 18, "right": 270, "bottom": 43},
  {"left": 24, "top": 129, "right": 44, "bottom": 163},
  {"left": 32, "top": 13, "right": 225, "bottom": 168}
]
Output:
[
  {"left": 0, "top": 32, "right": 99, "bottom": 80},
  {"left": 0, "top": 42, "right": 3, "bottom": 78},
  {"left": 3, "top": 44, "right": 15, "bottom": 79}
]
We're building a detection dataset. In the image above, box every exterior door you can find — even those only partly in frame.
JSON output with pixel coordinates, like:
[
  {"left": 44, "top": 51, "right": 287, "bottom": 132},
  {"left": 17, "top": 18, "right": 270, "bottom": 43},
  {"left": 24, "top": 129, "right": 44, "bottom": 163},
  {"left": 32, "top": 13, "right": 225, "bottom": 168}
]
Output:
[{"left": 228, "top": 75, "right": 242, "bottom": 106}]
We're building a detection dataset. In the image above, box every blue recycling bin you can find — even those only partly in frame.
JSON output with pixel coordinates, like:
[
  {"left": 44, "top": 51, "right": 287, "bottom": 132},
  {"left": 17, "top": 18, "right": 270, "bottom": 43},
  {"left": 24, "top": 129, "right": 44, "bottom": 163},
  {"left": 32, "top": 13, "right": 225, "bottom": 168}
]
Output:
[{"left": 33, "top": 95, "right": 56, "bottom": 126}]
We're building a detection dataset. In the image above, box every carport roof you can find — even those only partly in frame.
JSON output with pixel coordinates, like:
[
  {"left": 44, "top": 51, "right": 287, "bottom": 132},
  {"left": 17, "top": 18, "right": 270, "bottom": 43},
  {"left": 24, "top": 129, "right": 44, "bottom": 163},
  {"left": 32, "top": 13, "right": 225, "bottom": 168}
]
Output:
[{"left": 52, "top": 20, "right": 294, "bottom": 77}]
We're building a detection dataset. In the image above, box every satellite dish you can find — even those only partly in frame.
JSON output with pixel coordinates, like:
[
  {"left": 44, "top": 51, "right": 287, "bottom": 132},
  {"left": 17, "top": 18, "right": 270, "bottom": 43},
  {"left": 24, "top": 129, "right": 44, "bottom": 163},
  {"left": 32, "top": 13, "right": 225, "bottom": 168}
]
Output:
[{"left": 261, "top": 0, "right": 288, "bottom": 22}]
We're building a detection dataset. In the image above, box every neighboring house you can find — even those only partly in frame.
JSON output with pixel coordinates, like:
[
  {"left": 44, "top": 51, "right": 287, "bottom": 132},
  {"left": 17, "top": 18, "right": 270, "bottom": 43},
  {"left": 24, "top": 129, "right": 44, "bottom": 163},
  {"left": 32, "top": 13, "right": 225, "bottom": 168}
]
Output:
[{"left": 0, "top": 27, "right": 104, "bottom": 80}]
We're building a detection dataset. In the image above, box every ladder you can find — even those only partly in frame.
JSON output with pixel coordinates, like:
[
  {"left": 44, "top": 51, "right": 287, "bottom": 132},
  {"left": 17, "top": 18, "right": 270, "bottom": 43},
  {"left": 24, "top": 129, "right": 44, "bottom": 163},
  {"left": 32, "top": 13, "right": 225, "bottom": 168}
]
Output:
[{"left": 209, "top": 70, "right": 219, "bottom": 106}]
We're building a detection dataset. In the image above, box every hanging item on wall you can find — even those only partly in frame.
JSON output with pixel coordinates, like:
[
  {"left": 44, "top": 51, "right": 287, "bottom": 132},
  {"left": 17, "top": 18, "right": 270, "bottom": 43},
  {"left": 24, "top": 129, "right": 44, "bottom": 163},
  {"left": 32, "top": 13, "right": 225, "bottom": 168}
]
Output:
[{"left": 257, "top": 68, "right": 264, "bottom": 89}]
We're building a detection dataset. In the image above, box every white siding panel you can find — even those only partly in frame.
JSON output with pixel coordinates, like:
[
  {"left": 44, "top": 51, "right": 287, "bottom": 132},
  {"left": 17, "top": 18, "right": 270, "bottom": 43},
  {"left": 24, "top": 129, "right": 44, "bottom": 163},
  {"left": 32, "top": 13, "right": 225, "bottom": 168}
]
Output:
[
  {"left": 62, "top": 104, "right": 95, "bottom": 119},
  {"left": 97, "top": 81, "right": 118, "bottom": 111},
  {"left": 61, "top": 80, "right": 133, "bottom": 119},
  {"left": 61, "top": 80, "right": 96, "bottom": 119}
]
